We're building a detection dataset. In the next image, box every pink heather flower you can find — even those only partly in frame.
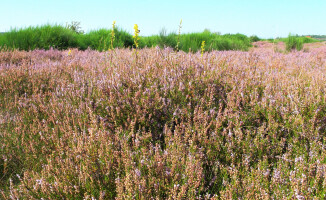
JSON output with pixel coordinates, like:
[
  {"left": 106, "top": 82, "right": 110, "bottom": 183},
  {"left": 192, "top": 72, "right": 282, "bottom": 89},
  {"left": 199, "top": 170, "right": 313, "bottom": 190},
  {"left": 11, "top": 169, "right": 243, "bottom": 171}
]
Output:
[{"left": 135, "top": 169, "right": 141, "bottom": 177}]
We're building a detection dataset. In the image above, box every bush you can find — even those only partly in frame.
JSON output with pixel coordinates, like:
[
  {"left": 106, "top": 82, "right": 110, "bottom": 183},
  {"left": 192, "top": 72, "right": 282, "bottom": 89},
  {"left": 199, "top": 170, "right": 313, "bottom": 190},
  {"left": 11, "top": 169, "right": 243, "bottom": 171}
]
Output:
[
  {"left": 249, "top": 35, "right": 260, "bottom": 42},
  {"left": 285, "top": 34, "right": 303, "bottom": 51}
]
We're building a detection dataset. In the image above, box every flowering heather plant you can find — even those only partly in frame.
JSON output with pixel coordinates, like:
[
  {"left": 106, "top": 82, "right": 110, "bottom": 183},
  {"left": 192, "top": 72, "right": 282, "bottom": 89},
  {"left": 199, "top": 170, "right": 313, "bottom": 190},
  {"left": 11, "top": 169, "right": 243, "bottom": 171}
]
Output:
[{"left": 0, "top": 45, "right": 326, "bottom": 199}]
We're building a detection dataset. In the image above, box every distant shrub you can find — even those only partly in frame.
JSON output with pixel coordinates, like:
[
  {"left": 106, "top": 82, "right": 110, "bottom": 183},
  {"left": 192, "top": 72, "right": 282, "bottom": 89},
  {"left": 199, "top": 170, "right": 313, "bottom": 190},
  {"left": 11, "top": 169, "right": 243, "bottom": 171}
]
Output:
[
  {"left": 249, "top": 35, "right": 260, "bottom": 42},
  {"left": 285, "top": 34, "right": 303, "bottom": 51},
  {"left": 300, "top": 36, "right": 318, "bottom": 43}
]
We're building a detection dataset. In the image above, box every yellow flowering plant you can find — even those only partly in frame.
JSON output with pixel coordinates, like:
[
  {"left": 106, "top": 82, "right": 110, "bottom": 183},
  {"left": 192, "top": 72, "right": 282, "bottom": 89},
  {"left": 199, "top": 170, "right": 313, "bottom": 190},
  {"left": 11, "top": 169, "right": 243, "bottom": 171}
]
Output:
[
  {"left": 201, "top": 40, "right": 205, "bottom": 58},
  {"left": 133, "top": 24, "right": 140, "bottom": 49},
  {"left": 110, "top": 21, "right": 116, "bottom": 50},
  {"left": 133, "top": 24, "right": 140, "bottom": 59}
]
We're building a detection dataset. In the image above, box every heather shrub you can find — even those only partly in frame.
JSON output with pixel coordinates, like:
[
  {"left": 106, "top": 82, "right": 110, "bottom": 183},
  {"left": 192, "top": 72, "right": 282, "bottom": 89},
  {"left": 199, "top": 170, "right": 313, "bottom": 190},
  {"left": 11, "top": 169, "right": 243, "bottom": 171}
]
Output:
[{"left": 1, "top": 46, "right": 326, "bottom": 199}]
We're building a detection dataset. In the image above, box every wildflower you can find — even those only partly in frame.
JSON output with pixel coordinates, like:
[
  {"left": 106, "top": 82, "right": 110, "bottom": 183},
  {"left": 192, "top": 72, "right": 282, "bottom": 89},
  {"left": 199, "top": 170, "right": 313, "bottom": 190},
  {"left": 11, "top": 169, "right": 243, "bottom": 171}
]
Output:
[
  {"left": 295, "top": 156, "right": 303, "bottom": 163},
  {"left": 36, "top": 179, "right": 43, "bottom": 185},
  {"left": 273, "top": 169, "right": 281, "bottom": 180},
  {"left": 296, "top": 194, "right": 305, "bottom": 200},
  {"left": 135, "top": 168, "right": 141, "bottom": 177},
  {"left": 133, "top": 24, "right": 140, "bottom": 49},
  {"left": 263, "top": 169, "right": 270, "bottom": 177},
  {"left": 201, "top": 41, "right": 205, "bottom": 58},
  {"left": 110, "top": 21, "right": 116, "bottom": 50}
]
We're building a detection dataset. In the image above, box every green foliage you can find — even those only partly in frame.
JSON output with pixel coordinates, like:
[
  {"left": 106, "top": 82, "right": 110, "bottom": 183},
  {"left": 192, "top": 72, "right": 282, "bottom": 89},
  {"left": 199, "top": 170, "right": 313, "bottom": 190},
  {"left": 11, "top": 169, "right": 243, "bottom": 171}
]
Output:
[
  {"left": 0, "top": 24, "right": 78, "bottom": 50},
  {"left": 300, "top": 36, "right": 319, "bottom": 43},
  {"left": 0, "top": 24, "right": 253, "bottom": 52},
  {"left": 285, "top": 34, "right": 304, "bottom": 51},
  {"left": 66, "top": 21, "right": 84, "bottom": 34},
  {"left": 77, "top": 28, "right": 133, "bottom": 51},
  {"left": 139, "top": 35, "right": 159, "bottom": 48},
  {"left": 178, "top": 32, "right": 251, "bottom": 52},
  {"left": 157, "top": 28, "right": 178, "bottom": 49},
  {"left": 249, "top": 35, "right": 260, "bottom": 42},
  {"left": 266, "top": 35, "right": 319, "bottom": 52}
]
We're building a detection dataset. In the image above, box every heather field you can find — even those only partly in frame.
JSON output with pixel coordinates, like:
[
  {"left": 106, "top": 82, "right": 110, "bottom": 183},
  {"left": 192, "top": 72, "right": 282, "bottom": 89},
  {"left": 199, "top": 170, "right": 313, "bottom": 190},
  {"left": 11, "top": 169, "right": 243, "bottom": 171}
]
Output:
[{"left": 1, "top": 44, "right": 326, "bottom": 199}]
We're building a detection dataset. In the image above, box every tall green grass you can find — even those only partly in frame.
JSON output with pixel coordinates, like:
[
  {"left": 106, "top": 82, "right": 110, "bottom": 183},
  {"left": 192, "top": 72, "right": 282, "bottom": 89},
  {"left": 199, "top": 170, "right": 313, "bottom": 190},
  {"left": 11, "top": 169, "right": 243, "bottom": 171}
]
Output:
[
  {"left": 0, "top": 24, "right": 78, "bottom": 50},
  {"left": 0, "top": 24, "right": 254, "bottom": 52},
  {"left": 76, "top": 28, "right": 133, "bottom": 51},
  {"left": 141, "top": 30, "right": 253, "bottom": 52},
  {"left": 178, "top": 32, "right": 252, "bottom": 52},
  {"left": 286, "top": 34, "right": 304, "bottom": 51}
]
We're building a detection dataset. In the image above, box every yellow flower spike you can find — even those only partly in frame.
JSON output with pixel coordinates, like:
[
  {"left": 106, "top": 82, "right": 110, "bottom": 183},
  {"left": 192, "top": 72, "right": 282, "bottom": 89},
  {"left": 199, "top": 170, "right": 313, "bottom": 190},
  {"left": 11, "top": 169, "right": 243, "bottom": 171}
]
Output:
[
  {"left": 201, "top": 41, "right": 205, "bottom": 58},
  {"left": 133, "top": 24, "right": 140, "bottom": 60},
  {"left": 68, "top": 49, "right": 72, "bottom": 56},
  {"left": 133, "top": 24, "right": 140, "bottom": 49},
  {"left": 110, "top": 21, "right": 116, "bottom": 50}
]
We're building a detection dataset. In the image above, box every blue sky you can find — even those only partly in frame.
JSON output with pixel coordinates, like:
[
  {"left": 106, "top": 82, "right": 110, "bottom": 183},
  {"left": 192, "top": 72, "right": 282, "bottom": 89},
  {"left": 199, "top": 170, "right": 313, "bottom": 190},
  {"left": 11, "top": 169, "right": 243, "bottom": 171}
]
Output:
[{"left": 1, "top": 0, "right": 325, "bottom": 38}]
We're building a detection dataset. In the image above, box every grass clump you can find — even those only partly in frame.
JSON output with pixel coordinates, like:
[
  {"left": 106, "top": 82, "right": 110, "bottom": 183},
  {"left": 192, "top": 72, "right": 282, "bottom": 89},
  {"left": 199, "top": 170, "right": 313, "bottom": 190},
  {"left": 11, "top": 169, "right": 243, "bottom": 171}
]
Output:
[
  {"left": 179, "top": 31, "right": 251, "bottom": 52},
  {"left": 285, "top": 34, "right": 304, "bottom": 51},
  {"left": 76, "top": 28, "right": 133, "bottom": 51},
  {"left": 157, "top": 28, "right": 178, "bottom": 49},
  {"left": 0, "top": 24, "right": 78, "bottom": 50}
]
